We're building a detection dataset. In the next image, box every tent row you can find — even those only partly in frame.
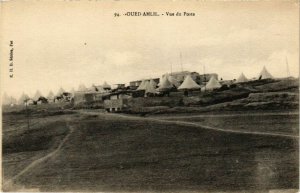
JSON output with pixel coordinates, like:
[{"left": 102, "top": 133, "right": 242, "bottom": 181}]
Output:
[
  {"left": 2, "top": 93, "right": 17, "bottom": 106},
  {"left": 141, "top": 71, "right": 220, "bottom": 92},
  {"left": 3, "top": 67, "right": 274, "bottom": 105},
  {"left": 77, "top": 82, "right": 111, "bottom": 93},
  {"left": 25, "top": 82, "right": 112, "bottom": 102},
  {"left": 136, "top": 74, "right": 221, "bottom": 94},
  {"left": 236, "top": 66, "right": 273, "bottom": 83},
  {"left": 134, "top": 66, "right": 274, "bottom": 95}
]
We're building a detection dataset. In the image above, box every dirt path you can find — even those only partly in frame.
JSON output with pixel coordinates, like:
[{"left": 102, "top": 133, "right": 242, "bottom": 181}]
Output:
[
  {"left": 3, "top": 122, "right": 75, "bottom": 190},
  {"left": 3, "top": 110, "right": 297, "bottom": 191},
  {"left": 150, "top": 117, "right": 298, "bottom": 138},
  {"left": 153, "top": 112, "right": 299, "bottom": 119},
  {"left": 122, "top": 114, "right": 298, "bottom": 139},
  {"left": 78, "top": 110, "right": 298, "bottom": 139}
]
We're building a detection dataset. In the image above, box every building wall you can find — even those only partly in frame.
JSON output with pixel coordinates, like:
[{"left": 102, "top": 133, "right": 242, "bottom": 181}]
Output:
[
  {"left": 74, "top": 92, "right": 86, "bottom": 104},
  {"left": 110, "top": 94, "right": 131, "bottom": 100},
  {"left": 104, "top": 98, "right": 129, "bottom": 112},
  {"left": 129, "top": 78, "right": 159, "bottom": 87},
  {"left": 48, "top": 99, "right": 55, "bottom": 103},
  {"left": 190, "top": 72, "right": 201, "bottom": 83},
  {"left": 84, "top": 93, "right": 95, "bottom": 103},
  {"left": 116, "top": 84, "right": 126, "bottom": 89},
  {"left": 74, "top": 92, "right": 106, "bottom": 105},
  {"left": 127, "top": 95, "right": 183, "bottom": 108},
  {"left": 94, "top": 93, "right": 105, "bottom": 101},
  {"left": 199, "top": 73, "right": 218, "bottom": 82},
  {"left": 163, "top": 71, "right": 200, "bottom": 83},
  {"left": 162, "top": 71, "right": 189, "bottom": 82},
  {"left": 129, "top": 81, "right": 141, "bottom": 87}
]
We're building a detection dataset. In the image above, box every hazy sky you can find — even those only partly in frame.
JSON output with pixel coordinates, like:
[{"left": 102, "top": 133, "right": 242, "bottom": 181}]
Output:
[{"left": 1, "top": 0, "right": 299, "bottom": 98}]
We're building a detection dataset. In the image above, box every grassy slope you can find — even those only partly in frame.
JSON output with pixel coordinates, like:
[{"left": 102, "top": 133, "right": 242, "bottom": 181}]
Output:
[
  {"left": 125, "top": 78, "right": 299, "bottom": 114},
  {"left": 10, "top": 114, "right": 298, "bottom": 192},
  {"left": 2, "top": 113, "right": 71, "bottom": 181},
  {"left": 2, "top": 77, "right": 299, "bottom": 191},
  {"left": 160, "top": 114, "right": 299, "bottom": 136}
]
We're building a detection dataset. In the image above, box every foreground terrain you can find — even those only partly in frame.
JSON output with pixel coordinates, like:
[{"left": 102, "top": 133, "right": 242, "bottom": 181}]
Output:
[{"left": 2, "top": 108, "right": 298, "bottom": 192}]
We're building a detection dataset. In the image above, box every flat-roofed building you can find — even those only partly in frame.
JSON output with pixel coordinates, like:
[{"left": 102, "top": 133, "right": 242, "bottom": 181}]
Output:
[
  {"left": 129, "top": 78, "right": 159, "bottom": 89},
  {"left": 199, "top": 73, "right": 218, "bottom": 83},
  {"left": 104, "top": 91, "right": 132, "bottom": 112}
]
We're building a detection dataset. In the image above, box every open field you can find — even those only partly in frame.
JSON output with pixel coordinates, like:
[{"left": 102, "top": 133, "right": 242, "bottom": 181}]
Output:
[
  {"left": 155, "top": 113, "right": 299, "bottom": 137},
  {"left": 2, "top": 108, "right": 298, "bottom": 192},
  {"left": 2, "top": 113, "right": 71, "bottom": 182}
]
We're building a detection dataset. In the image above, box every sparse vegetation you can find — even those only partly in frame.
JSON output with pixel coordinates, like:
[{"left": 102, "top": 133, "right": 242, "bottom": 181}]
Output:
[
  {"left": 2, "top": 77, "right": 299, "bottom": 192},
  {"left": 3, "top": 112, "right": 297, "bottom": 192}
]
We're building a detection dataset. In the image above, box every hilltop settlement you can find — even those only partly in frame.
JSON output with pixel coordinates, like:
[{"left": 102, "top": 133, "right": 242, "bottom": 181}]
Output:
[
  {"left": 2, "top": 66, "right": 299, "bottom": 192},
  {"left": 2, "top": 66, "right": 299, "bottom": 114}
]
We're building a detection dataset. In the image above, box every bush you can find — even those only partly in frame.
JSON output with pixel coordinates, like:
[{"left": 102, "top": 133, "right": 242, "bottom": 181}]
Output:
[
  {"left": 229, "top": 84, "right": 237, "bottom": 89},
  {"left": 219, "top": 84, "right": 229, "bottom": 91}
]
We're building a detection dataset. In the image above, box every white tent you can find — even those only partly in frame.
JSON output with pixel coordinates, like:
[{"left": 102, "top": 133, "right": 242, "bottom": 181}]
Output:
[
  {"left": 78, "top": 84, "right": 88, "bottom": 92},
  {"left": 4, "top": 95, "right": 17, "bottom": 106},
  {"left": 137, "top": 80, "right": 148, "bottom": 90},
  {"left": 202, "top": 76, "right": 221, "bottom": 91},
  {"left": 102, "top": 81, "right": 111, "bottom": 89},
  {"left": 88, "top": 84, "right": 97, "bottom": 92},
  {"left": 236, "top": 73, "right": 248, "bottom": 83},
  {"left": 258, "top": 66, "right": 273, "bottom": 79},
  {"left": 18, "top": 93, "right": 30, "bottom": 105},
  {"left": 168, "top": 75, "right": 181, "bottom": 88},
  {"left": 33, "top": 90, "right": 42, "bottom": 101},
  {"left": 57, "top": 87, "right": 65, "bottom": 96},
  {"left": 10, "top": 97, "right": 17, "bottom": 106},
  {"left": 93, "top": 85, "right": 106, "bottom": 93},
  {"left": 157, "top": 76, "right": 173, "bottom": 91},
  {"left": 2, "top": 93, "right": 17, "bottom": 106},
  {"left": 149, "top": 79, "right": 157, "bottom": 88},
  {"left": 70, "top": 88, "right": 76, "bottom": 95},
  {"left": 47, "top": 91, "right": 55, "bottom": 99},
  {"left": 144, "top": 81, "right": 157, "bottom": 94},
  {"left": 99, "top": 87, "right": 107, "bottom": 93},
  {"left": 47, "top": 91, "right": 55, "bottom": 103},
  {"left": 157, "top": 74, "right": 166, "bottom": 87},
  {"left": 2, "top": 93, "right": 11, "bottom": 105},
  {"left": 178, "top": 75, "right": 201, "bottom": 90}
]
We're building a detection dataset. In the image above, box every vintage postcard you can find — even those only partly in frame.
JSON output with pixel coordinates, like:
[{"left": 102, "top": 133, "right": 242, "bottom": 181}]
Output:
[{"left": 1, "top": 0, "right": 299, "bottom": 192}]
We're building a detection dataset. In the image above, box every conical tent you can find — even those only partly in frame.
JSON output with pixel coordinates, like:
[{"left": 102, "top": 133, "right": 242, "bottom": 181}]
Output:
[
  {"left": 68, "top": 88, "right": 76, "bottom": 97},
  {"left": 236, "top": 73, "right": 248, "bottom": 83},
  {"left": 137, "top": 80, "right": 147, "bottom": 90},
  {"left": 85, "top": 84, "right": 105, "bottom": 93},
  {"left": 57, "top": 87, "right": 65, "bottom": 96},
  {"left": 4, "top": 96, "right": 17, "bottom": 106},
  {"left": 157, "top": 74, "right": 167, "bottom": 87},
  {"left": 70, "top": 88, "right": 76, "bottom": 94},
  {"left": 102, "top": 82, "right": 111, "bottom": 89},
  {"left": 144, "top": 81, "right": 157, "bottom": 94},
  {"left": 33, "top": 90, "right": 42, "bottom": 101},
  {"left": 18, "top": 93, "right": 30, "bottom": 104},
  {"left": 10, "top": 97, "right": 17, "bottom": 105},
  {"left": 96, "top": 86, "right": 106, "bottom": 93},
  {"left": 149, "top": 79, "right": 157, "bottom": 88},
  {"left": 258, "top": 66, "right": 273, "bottom": 79},
  {"left": 203, "top": 76, "right": 221, "bottom": 91},
  {"left": 178, "top": 75, "right": 201, "bottom": 90},
  {"left": 2, "top": 93, "right": 10, "bottom": 105},
  {"left": 157, "top": 80, "right": 161, "bottom": 87},
  {"left": 87, "top": 84, "right": 96, "bottom": 92},
  {"left": 78, "top": 84, "right": 88, "bottom": 92},
  {"left": 47, "top": 91, "right": 55, "bottom": 99},
  {"left": 157, "top": 76, "right": 173, "bottom": 91},
  {"left": 168, "top": 75, "right": 181, "bottom": 88}
]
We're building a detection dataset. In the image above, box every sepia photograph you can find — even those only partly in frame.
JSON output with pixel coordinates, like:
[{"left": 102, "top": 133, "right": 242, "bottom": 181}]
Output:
[{"left": 1, "top": 0, "right": 299, "bottom": 192}]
